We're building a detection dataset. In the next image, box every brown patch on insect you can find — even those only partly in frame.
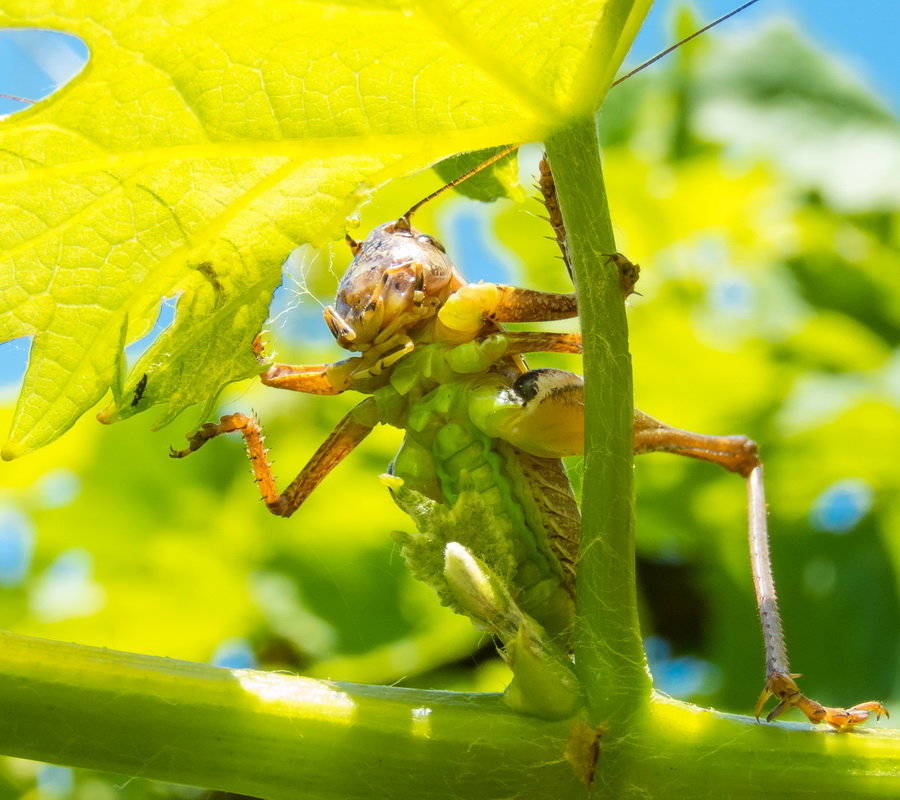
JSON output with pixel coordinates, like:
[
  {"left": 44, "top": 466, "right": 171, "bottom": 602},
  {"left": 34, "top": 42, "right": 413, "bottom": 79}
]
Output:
[
  {"left": 130, "top": 373, "right": 149, "bottom": 407},
  {"left": 566, "top": 720, "right": 602, "bottom": 786},
  {"left": 325, "top": 219, "right": 464, "bottom": 352}
]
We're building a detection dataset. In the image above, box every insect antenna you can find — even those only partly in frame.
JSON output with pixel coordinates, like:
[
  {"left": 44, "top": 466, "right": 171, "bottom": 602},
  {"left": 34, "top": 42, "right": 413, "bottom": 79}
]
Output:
[
  {"left": 0, "top": 93, "right": 37, "bottom": 104},
  {"left": 397, "top": 0, "right": 762, "bottom": 224},
  {"left": 611, "top": 0, "right": 762, "bottom": 87},
  {"left": 398, "top": 143, "right": 518, "bottom": 224}
]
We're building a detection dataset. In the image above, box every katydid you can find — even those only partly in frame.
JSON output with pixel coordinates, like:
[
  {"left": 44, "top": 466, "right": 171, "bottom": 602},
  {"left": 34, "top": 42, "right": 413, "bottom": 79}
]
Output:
[{"left": 170, "top": 7, "right": 887, "bottom": 729}]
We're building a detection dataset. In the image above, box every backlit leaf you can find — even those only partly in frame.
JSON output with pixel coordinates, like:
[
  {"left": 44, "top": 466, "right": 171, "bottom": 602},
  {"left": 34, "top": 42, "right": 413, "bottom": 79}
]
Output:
[{"left": 0, "top": 0, "right": 651, "bottom": 457}]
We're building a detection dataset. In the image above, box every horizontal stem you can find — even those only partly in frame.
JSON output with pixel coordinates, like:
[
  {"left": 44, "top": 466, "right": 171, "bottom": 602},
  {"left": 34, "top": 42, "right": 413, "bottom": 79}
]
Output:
[
  {"left": 1, "top": 633, "right": 898, "bottom": 797},
  {"left": 623, "top": 694, "right": 900, "bottom": 799},
  {"left": 0, "top": 632, "right": 581, "bottom": 799}
]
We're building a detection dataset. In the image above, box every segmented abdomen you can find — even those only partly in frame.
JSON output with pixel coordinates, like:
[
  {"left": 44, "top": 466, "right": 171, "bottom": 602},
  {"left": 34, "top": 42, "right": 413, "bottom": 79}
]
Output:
[{"left": 395, "top": 375, "right": 579, "bottom": 637}]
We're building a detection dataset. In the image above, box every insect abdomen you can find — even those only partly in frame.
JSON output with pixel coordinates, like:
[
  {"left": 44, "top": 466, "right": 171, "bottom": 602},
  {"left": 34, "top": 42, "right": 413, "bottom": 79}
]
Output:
[{"left": 393, "top": 383, "right": 575, "bottom": 637}]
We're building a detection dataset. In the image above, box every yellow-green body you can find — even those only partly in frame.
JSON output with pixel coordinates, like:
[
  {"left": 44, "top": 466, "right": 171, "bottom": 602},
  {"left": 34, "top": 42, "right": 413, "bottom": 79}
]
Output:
[{"left": 364, "top": 334, "right": 580, "bottom": 639}]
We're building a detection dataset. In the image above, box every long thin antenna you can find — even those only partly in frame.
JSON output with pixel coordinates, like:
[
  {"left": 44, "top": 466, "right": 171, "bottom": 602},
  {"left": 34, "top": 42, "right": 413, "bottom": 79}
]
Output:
[
  {"left": 401, "top": 0, "right": 763, "bottom": 220},
  {"left": 401, "top": 143, "right": 518, "bottom": 222},
  {"left": 0, "top": 93, "right": 37, "bottom": 104},
  {"left": 611, "top": 0, "right": 762, "bottom": 87}
]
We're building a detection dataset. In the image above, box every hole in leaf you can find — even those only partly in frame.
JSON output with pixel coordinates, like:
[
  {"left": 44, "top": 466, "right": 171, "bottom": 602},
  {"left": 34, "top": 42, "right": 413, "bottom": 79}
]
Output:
[
  {"left": 267, "top": 246, "right": 334, "bottom": 345},
  {"left": 126, "top": 296, "right": 178, "bottom": 365},
  {"left": 0, "top": 28, "right": 89, "bottom": 117},
  {"left": 440, "top": 202, "right": 517, "bottom": 285},
  {"left": 0, "top": 336, "right": 31, "bottom": 402}
]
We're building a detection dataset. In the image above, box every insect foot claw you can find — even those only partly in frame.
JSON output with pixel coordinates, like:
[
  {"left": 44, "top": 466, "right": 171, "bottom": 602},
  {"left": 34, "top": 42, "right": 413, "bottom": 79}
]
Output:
[
  {"left": 825, "top": 702, "right": 890, "bottom": 730},
  {"left": 169, "top": 421, "right": 227, "bottom": 459},
  {"left": 757, "top": 671, "right": 887, "bottom": 731}
]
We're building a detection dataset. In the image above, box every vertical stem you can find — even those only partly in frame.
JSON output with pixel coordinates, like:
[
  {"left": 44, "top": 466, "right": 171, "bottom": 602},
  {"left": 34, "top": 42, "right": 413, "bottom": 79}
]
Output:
[{"left": 545, "top": 118, "right": 651, "bottom": 722}]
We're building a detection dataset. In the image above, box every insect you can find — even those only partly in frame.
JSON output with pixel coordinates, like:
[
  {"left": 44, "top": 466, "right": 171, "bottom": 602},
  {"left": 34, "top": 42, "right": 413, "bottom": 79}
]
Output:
[
  {"left": 130, "top": 373, "right": 149, "bottom": 407},
  {"left": 170, "top": 6, "right": 888, "bottom": 729},
  {"left": 0, "top": 93, "right": 37, "bottom": 106}
]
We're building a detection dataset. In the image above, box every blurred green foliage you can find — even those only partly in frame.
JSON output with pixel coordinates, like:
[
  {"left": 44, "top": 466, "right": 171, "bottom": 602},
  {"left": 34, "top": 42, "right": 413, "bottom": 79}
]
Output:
[{"left": 1, "top": 17, "right": 899, "bottom": 799}]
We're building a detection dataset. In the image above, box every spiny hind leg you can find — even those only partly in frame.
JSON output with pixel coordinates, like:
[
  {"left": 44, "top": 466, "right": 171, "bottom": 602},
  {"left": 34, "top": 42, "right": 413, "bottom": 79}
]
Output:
[
  {"left": 435, "top": 159, "right": 640, "bottom": 337},
  {"left": 537, "top": 155, "right": 640, "bottom": 297},
  {"left": 635, "top": 411, "right": 887, "bottom": 730},
  {"left": 170, "top": 399, "right": 377, "bottom": 517},
  {"left": 632, "top": 410, "right": 759, "bottom": 477}
]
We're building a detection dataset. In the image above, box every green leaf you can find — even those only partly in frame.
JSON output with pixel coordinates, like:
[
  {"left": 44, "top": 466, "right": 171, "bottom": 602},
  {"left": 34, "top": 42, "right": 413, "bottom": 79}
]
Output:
[
  {"left": 431, "top": 145, "right": 522, "bottom": 203},
  {"left": 0, "top": 0, "right": 652, "bottom": 458}
]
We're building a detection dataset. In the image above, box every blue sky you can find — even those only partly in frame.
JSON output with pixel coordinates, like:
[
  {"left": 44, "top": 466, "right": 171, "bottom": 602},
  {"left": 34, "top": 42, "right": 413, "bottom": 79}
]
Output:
[
  {"left": 629, "top": 1, "right": 898, "bottom": 110},
  {"left": 1, "top": 1, "right": 897, "bottom": 389}
]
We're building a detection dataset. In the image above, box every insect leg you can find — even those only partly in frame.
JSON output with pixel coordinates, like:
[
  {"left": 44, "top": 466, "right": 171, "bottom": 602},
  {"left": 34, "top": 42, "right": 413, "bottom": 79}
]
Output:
[
  {"left": 537, "top": 157, "right": 569, "bottom": 280},
  {"left": 500, "top": 331, "right": 582, "bottom": 356},
  {"left": 258, "top": 359, "right": 362, "bottom": 395},
  {"left": 253, "top": 335, "right": 362, "bottom": 395},
  {"left": 632, "top": 410, "right": 759, "bottom": 476},
  {"left": 436, "top": 187, "right": 637, "bottom": 336},
  {"left": 538, "top": 156, "right": 641, "bottom": 297},
  {"left": 438, "top": 283, "right": 578, "bottom": 336},
  {"left": 170, "top": 398, "right": 377, "bottom": 517},
  {"left": 633, "top": 411, "right": 887, "bottom": 730}
]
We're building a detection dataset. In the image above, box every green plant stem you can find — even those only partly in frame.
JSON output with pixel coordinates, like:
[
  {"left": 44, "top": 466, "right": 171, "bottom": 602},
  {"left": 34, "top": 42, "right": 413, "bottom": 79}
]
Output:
[
  {"left": 0, "top": 632, "right": 582, "bottom": 799},
  {"left": 545, "top": 118, "right": 650, "bottom": 725},
  {"left": 3, "top": 631, "right": 900, "bottom": 797},
  {"left": 540, "top": 118, "right": 900, "bottom": 798},
  {"left": 631, "top": 694, "right": 900, "bottom": 798}
]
